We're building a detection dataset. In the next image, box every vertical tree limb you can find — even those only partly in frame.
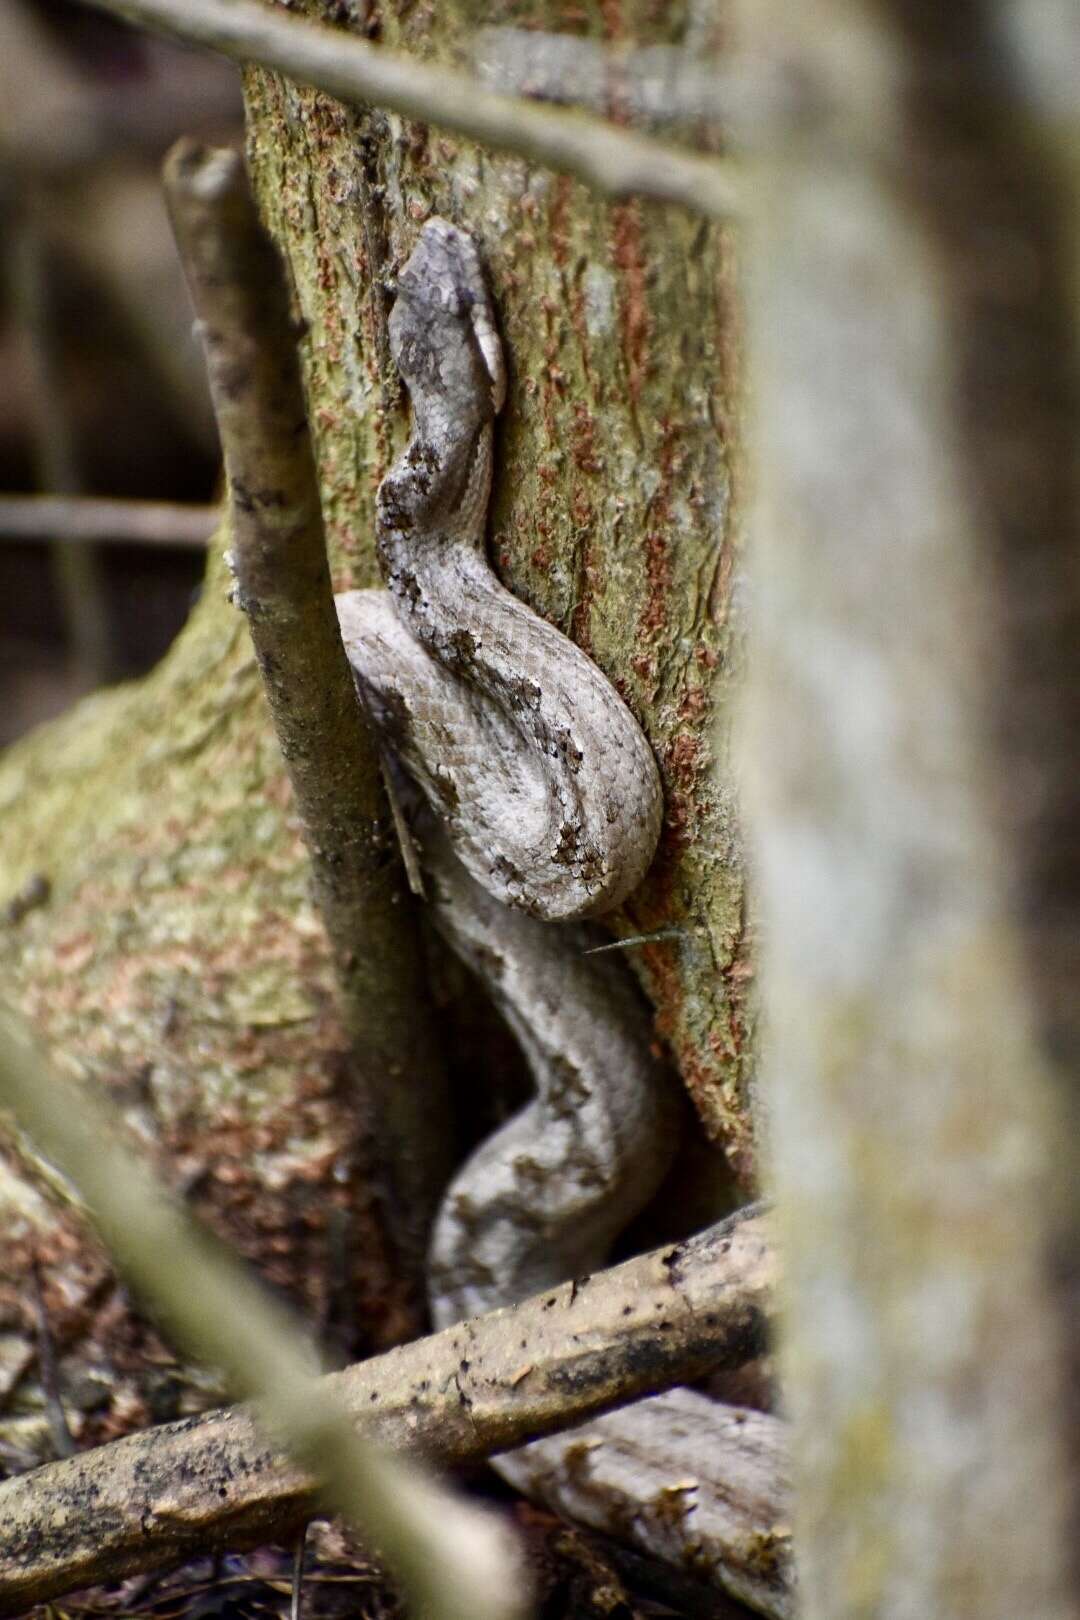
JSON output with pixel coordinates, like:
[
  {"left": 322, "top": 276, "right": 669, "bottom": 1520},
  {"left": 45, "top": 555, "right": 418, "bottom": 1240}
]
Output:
[
  {"left": 5, "top": 208, "right": 112, "bottom": 686},
  {"left": 736, "top": 1, "right": 1080, "bottom": 1614},
  {"left": 162, "top": 139, "right": 450, "bottom": 1288}
]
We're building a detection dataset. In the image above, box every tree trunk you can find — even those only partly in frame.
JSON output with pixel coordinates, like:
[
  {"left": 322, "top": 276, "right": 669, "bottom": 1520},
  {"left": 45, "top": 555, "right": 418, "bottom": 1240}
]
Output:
[
  {"left": 0, "top": 3, "right": 745, "bottom": 1461},
  {"left": 736, "top": 1, "right": 1080, "bottom": 1613}
]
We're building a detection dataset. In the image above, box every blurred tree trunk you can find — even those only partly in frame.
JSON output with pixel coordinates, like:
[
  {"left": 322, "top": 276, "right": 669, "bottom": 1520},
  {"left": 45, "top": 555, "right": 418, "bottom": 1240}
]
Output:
[
  {"left": 737, "top": 1, "right": 1080, "bottom": 1615},
  {"left": 0, "top": 3, "right": 746, "bottom": 1462}
]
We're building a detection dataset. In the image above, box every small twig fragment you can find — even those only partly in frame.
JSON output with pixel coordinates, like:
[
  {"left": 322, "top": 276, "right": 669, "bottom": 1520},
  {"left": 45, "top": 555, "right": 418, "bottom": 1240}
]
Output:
[{"left": 583, "top": 928, "right": 684, "bottom": 955}]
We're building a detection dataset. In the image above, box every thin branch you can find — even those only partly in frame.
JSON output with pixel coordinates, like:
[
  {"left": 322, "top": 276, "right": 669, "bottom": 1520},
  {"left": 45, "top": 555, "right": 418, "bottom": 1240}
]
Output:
[
  {"left": 0, "top": 1011, "right": 525, "bottom": 1620},
  {"left": 28, "top": 1262, "right": 76, "bottom": 1461},
  {"left": 162, "top": 139, "right": 451, "bottom": 1285},
  {"left": 0, "top": 494, "right": 217, "bottom": 548},
  {"left": 583, "top": 928, "right": 684, "bottom": 955},
  {"left": 0, "top": 1168, "right": 775, "bottom": 1613},
  {"left": 6, "top": 207, "right": 113, "bottom": 686},
  {"left": 84, "top": 0, "right": 740, "bottom": 219},
  {"left": 290, "top": 1525, "right": 308, "bottom": 1620}
]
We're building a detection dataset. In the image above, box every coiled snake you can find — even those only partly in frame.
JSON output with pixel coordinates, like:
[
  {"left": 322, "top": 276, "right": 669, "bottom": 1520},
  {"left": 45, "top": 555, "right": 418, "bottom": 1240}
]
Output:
[{"left": 335, "top": 220, "right": 739, "bottom": 1578}]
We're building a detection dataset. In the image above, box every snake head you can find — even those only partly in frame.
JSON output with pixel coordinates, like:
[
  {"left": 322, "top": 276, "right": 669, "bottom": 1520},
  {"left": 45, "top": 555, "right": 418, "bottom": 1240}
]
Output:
[{"left": 390, "top": 218, "right": 506, "bottom": 417}]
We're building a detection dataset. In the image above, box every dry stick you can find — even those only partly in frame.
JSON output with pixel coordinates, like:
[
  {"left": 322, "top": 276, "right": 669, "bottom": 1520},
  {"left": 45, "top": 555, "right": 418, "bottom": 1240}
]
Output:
[
  {"left": 0, "top": 1185, "right": 778, "bottom": 1614},
  {"left": 86, "top": 0, "right": 739, "bottom": 220},
  {"left": 162, "top": 139, "right": 452, "bottom": 1284},
  {"left": 0, "top": 1013, "right": 525, "bottom": 1620},
  {"left": 0, "top": 494, "right": 217, "bottom": 547}
]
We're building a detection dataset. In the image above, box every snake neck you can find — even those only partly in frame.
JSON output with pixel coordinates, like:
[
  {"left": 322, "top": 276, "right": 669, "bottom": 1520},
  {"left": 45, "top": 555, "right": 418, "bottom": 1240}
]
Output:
[{"left": 378, "top": 415, "right": 494, "bottom": 565}]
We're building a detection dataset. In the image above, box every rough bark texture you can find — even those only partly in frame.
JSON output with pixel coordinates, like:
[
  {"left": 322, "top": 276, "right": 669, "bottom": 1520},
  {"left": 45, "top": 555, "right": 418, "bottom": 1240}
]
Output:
[
  {"left": 0, "top": 2, "right": 744, "bottom": 1459},
  {"left": 240, "top": 0, "right": 749, "bottom": 1160},
  {"left": 736, "top": 1, "right": 1080, "bottom": 1615},
  {"left": 508, "top": 1395, "right": 792, "bottom": 1620}
]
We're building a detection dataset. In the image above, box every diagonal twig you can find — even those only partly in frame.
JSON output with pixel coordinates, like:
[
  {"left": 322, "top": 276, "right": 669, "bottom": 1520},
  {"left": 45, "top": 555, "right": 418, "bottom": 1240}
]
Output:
[
  {"left": 84, "top": 0, "right": 739, "bottom": 219},
  {"left": 0, "top": 1011, "right": 524, "bottom": 1620}
]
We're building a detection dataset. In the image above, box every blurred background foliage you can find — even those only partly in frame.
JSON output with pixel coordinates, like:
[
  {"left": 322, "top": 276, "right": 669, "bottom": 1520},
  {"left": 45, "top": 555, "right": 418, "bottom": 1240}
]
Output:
[{"left": 0, "top": 0, "right": 237, "bottom": 742}]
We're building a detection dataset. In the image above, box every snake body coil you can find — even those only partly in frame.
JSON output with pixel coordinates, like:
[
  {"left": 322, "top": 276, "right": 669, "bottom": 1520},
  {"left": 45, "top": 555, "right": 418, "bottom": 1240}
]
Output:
[
  {"left": 336, "top": 219, "right": 701, "bottom": 1551},
  {"left": 337, "top": 221, "right": 662, "bottom": 924}
]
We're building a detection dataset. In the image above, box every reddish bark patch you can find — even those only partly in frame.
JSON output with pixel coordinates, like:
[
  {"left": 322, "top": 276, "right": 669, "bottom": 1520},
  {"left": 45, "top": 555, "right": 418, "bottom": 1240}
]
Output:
[
  {"left": 666, "top": 729, "right": 703, "bottom": 788},
  {"left": 678, "top": 684, "right": 708, "bottom": 722},
  {"left": 568, "top": 277, "right": 593, "bottom": 391},
  {"left": 549, "top": 174, "right": 573, "bottom": 272},
  {"left": 538, "top": 294, "right": 563, "bottom": 450},
  {"left": 571, "top": 402, "right": 602, "bottom": 475},
  {"left": 611, "top": 203, "right": 649, "bottom": 406},
  {"left": 640, "top": 530, "right": 672, "bottom": 639},
  {"left": 715, "top": 916, "right": 755, "bottom": 1069},
  {"left": 637, "top": 418, "right": 680, "bottom": 643},
  {"left": 531, "top": 531, "right": 552, "bottom": 572},
  {"left": 599, "top": 0, "right": 624, "bottom": 40},
  {"left": 643, "top": 935, "right": 683, "bottom": 1039}
]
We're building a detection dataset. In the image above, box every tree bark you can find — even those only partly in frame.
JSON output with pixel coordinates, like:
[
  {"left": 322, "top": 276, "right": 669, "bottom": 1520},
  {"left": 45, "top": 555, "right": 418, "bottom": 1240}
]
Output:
[{"left": 0, "top": 2, "right": 745, "bottom": 1459}]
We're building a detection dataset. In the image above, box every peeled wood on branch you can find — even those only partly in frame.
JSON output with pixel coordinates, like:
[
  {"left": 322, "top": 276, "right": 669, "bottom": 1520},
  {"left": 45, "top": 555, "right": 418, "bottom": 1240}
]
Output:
[
  {"left": 86, "top": 0, "right": 739, "bottom": 218},
  {"left": 513, "top": 1392, "right": 793, "bottom": 1619},
  {"left": 0, "top": 1205, "right": 778, "bottom": 1615}
]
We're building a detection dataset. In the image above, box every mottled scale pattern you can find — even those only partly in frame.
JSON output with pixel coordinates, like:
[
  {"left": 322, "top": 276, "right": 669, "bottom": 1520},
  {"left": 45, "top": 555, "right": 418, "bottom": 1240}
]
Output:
[
  {"left": 336, "top": 219, "right": 662, "bottom": 922},
  {"left": 420, "top": 820, "right": 679, "bottom": 1328},
  {"left": 335, "top": 222, "right": 728, "bottom": 1573}
]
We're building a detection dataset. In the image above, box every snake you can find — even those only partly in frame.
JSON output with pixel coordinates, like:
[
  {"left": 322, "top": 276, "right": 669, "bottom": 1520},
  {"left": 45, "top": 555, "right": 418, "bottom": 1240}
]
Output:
[{"left": 334, "top": 220, "right": 749, "bottom": 1593}]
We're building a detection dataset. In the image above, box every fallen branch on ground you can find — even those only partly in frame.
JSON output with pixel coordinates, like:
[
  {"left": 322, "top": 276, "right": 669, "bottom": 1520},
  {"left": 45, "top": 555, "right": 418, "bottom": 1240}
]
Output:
[
  {"left": 504, "top": 1391, "right": 793, "bottom": 1619},
  {"left": 0, "top": 1204, "right": 776, "bottom": 1614}
]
